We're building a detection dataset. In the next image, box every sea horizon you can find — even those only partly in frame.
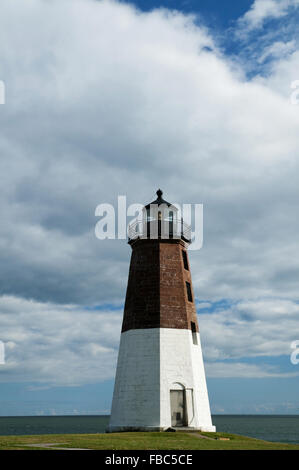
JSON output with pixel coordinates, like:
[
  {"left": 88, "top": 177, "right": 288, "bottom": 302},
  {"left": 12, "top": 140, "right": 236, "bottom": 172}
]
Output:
[
  {"left": 0, "top": 413, "right": 298, "bottom": 417},
  {"left": 0, "top": 414, "right": 298, "bottom": 444}
]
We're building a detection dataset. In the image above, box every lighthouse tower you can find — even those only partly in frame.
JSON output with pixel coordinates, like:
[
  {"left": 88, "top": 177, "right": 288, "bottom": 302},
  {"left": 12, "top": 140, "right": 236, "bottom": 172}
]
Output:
[{"left": 108, "top": 190, "right": 215, "bottom": 432}]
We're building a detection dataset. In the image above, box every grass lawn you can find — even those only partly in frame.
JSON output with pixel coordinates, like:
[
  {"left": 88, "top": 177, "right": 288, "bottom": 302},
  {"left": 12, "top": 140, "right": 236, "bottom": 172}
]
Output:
[{"left": 0, "top": 431, "right": 299, "bottom": 450}]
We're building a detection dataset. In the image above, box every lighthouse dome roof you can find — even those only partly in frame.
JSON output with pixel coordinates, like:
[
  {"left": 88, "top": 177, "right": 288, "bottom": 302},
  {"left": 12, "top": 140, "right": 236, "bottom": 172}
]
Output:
[{"left": 144, "top": 189, "right": 178, "bottom": 211}]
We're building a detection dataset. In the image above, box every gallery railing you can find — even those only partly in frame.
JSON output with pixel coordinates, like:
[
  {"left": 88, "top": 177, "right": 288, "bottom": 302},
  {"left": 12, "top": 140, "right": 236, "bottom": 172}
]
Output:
[{"left": 128, "top": 218, "right": 191, "bottom": 243}]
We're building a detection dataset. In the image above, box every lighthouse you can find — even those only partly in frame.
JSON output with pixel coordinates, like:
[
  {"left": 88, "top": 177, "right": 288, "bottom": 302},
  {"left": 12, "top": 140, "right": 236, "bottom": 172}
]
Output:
[{"left": 108, "top": 190, "right": 215, "bottom": 432}]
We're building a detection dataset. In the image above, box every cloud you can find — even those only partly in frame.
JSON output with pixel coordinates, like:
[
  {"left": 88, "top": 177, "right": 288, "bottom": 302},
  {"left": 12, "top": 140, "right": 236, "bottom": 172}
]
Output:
[
  {"left": 205, "top": 362, "right": 298, "bottom": 378},
  {"left": 0, "top": 295, "right": 298, "bottom": 385},
  {"left": 0, "top": 295, "right": 122, "bottom": 386},
  {"left": 200, "top": 299, "right": 299, "bottom": 363},
  {"left": 237, "top": 0, "right": 299, "bottom": 33},
  {"left": 0, "top": 0, "right": 217, "bottom": 305},
  {"left": 257, "top": 40, "right": 296, "bottom": 63},
  {"left": 0, "top": 0, "right": 299, "bottom": 386},
  {"left": 0, "top": 0, "right": 298, "bottom": 308}
]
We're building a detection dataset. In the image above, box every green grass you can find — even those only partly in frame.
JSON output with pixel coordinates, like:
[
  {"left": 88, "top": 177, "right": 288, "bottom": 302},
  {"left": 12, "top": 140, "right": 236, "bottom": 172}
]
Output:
[{"left": 0, "top": 431, "right": 299, "bottom": 450}]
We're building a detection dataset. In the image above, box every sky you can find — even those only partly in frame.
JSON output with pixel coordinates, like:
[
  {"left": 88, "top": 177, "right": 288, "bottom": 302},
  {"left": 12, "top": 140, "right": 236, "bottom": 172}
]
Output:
[{"left": 0, "top": 0, "right": 299, "bottom": 416}]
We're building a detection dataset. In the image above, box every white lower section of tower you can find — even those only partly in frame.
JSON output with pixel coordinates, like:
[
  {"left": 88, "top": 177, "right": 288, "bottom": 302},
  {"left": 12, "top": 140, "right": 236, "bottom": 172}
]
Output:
[{"left": 108, "top": 328, "right": 216, "bottom": 432}]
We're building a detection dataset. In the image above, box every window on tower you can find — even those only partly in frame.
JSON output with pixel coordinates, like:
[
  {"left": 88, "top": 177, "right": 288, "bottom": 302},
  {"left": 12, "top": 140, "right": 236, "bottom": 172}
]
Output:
[
  {"left": 182, "top": 250, "right": 189, "bottom": 270},
  {"left": 186, "top": 281, "right": 193, "bottom": 302},
  {"left": 191, "top": 322, "right": 198, "bottom": 345}
]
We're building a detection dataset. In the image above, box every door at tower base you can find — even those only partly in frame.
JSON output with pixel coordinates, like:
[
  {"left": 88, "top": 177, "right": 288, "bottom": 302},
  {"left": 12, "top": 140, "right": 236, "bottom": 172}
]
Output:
[
  {"left": 107, "top": 328, "right": 216, "bottom": 432},
  {"left": 170, "top": 389, "right": 186, "bottom": 427}
]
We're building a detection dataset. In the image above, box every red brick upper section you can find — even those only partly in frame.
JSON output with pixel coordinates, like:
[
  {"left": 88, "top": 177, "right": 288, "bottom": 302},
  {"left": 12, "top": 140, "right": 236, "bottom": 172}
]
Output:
[{"left": 121, "top": 239, "right": 199, "bottom": 333}]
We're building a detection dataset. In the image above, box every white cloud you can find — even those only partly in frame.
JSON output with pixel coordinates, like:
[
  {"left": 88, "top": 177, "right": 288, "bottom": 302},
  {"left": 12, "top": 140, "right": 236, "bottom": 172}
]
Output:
[
  {"left": 200, "top": 298, "right": 299, "bottom": 364},
  {"left": 254, "top": 47, "right": 299, "bottom": 98},
  {"left": 0, "top": 0, "right": 299, "bottom": 385},
  {"left": 0, "top": 295, "right": 298, "bottom": 384},
  {"left": 0, "top": 0, "right": 298, "bottom": 307},
  {"left": 257, "top": 40, "right": 296, "bottom": 63},
  {"left": 205, "top": 362, "right": 298, "bottom": 378},
  {"left": 237, "top": 0, "right": 299, "bottom": 33},
  {"left": 0, "top": 295, "right": 122, "bottom": 386}
]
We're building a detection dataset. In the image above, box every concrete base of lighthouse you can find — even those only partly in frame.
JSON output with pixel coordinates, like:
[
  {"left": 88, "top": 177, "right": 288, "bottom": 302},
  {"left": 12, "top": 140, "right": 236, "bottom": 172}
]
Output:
[{"left": 107, "top": 328, "right": 216, "bottom": 433}]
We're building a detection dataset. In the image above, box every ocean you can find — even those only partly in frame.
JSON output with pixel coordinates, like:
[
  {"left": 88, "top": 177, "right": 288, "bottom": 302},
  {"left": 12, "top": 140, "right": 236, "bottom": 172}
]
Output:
[{"left": 0, "top": 415, "right": 298, "bottom": 444}]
